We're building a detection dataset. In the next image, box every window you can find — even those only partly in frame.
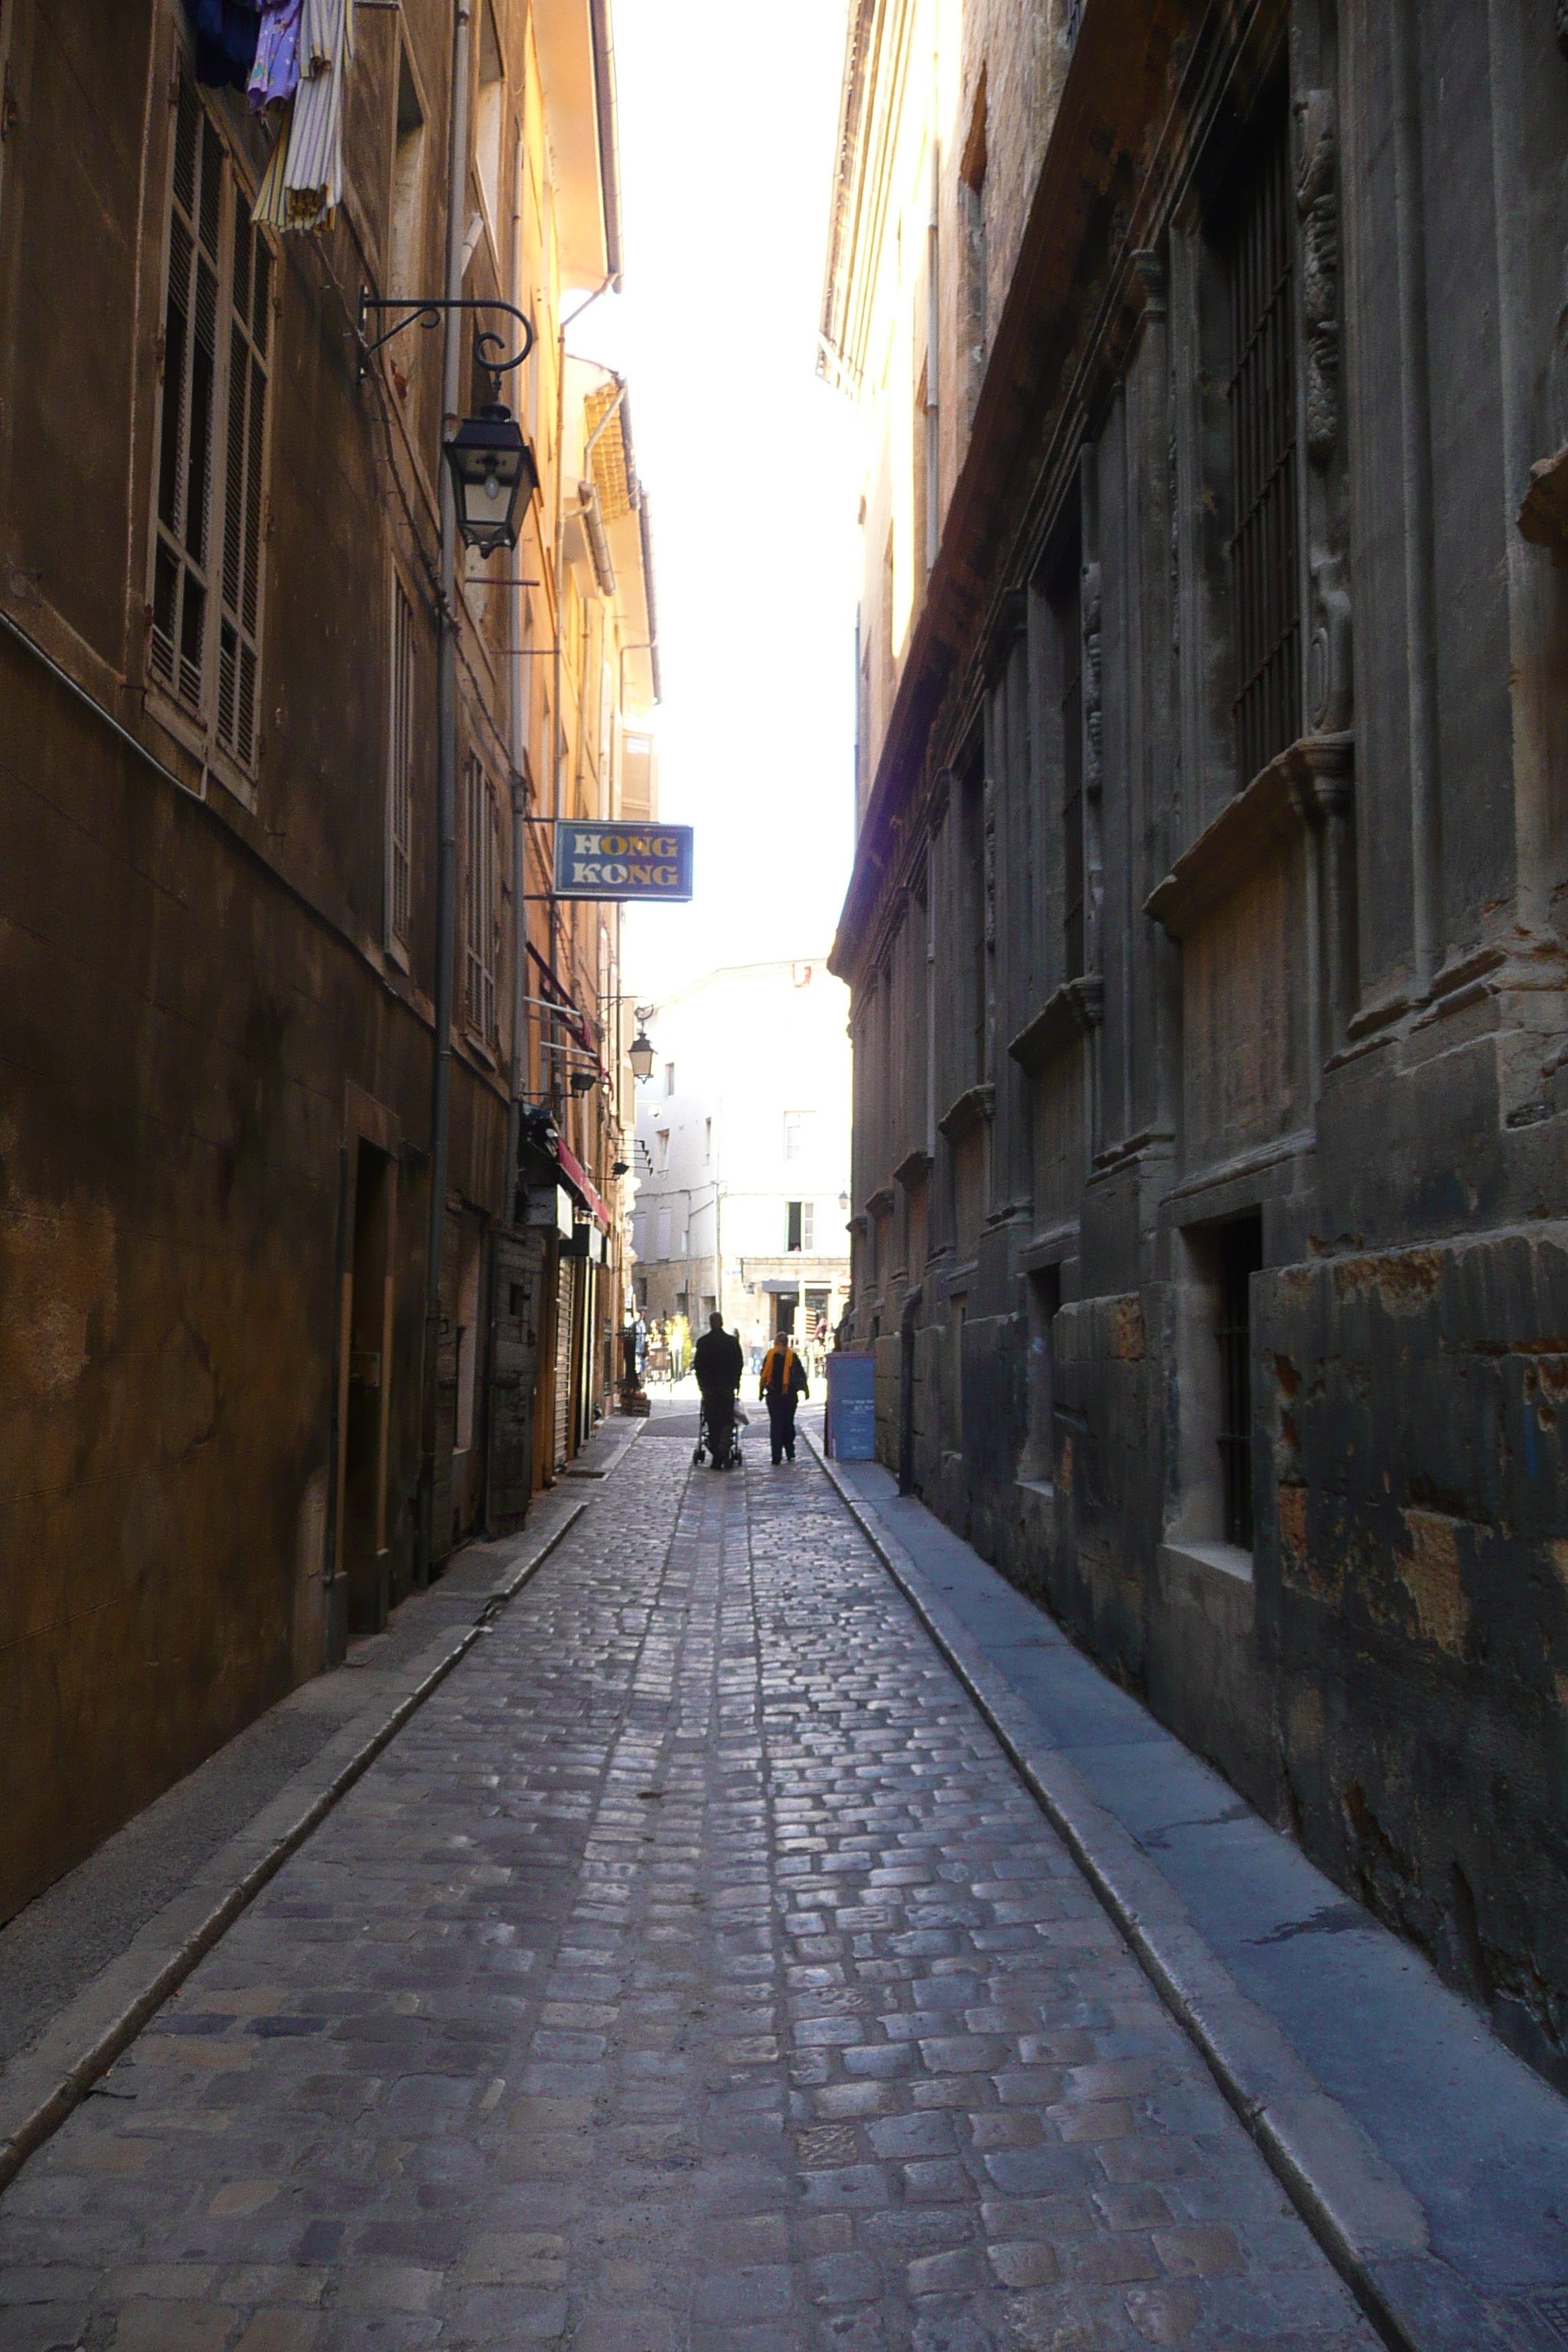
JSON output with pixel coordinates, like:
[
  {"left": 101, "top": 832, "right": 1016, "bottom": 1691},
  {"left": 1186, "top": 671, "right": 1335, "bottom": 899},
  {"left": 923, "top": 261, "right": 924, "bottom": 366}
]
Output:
[
  {"left": 959, "top": 75, "right": 988, "bottom": 431},
  {"left": 387, "top": 576, "right": 414, "bottom": 955},
  {"left": 784, "top": 1110, "right": 815, "bottom": 1162},
  {"left": 1025, "top": 1266, "right": 1060, "bottom": 1480},
  {"left": 151, "top": 75, "right": 272, "bottom": 774},
  {"left": 664, "top": 1062, "right": 675, "bottom": 1096},
  {"left": 788, "top": 1200, "right": 813, "bottom": 1253},
  {"left": 655, "top": 1205, "right": 671, "bottom": 1256},
  {"left": 1056, "top": 565, "right": 1085, "bottom": 981},
  {"left": 704, "top": 1119, "right": 712, "bottom": 1164},
  {"left": 390, "top": 46, "right": 426, "bottom": 313},
  {"left": 656, "top": 1129, "right": 670, "bottom": 1175},
  {"left": 1224, "top": 97, "right": 1300, "bottom": 788},
  {"left": 475, "top": 2, "right": 505, "bottom": 238},
  {"left": 1215, "top": 1218, "right": 1263, "bottom": 1547},
  {"left": 464, "top": 753, "right": 499, "bottom": 1041}
]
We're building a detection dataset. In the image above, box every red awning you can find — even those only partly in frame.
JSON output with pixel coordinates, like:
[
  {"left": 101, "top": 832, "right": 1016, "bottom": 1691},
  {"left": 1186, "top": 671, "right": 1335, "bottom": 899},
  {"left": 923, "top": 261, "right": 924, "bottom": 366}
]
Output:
[{"left": 555, "top": 1136, "right": 610, "bottom": 1232}]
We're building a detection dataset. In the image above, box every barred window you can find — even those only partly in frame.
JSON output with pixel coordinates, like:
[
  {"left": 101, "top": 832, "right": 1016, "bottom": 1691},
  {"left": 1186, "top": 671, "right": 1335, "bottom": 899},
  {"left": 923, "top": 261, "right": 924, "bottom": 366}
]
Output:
[
  {"left": 151, "top": 74, "right": 271, "bottom": 773},
  {"left": 464, "top": 754, "right": 499, "bottom": 1042},
  {"left": 387, "top": 578, "right": 414, "bottom": 954},
  {"left": 1224, "top": 101, "right": 1300, "bottom": 790}
]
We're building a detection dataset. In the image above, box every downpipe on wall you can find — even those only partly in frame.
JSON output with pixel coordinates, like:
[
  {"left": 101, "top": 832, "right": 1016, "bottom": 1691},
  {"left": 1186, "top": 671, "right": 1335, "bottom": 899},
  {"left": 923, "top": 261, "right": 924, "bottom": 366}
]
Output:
[{"left": 418, "top": 0, "right": 475, "bottom": 1589}]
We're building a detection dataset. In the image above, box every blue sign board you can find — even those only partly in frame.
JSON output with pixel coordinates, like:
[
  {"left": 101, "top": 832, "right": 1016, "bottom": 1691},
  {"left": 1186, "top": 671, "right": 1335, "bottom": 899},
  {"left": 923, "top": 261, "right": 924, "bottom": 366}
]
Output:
[
  {"left": 552, "top": 822, "right": 694, "bottom": 902},
  {"left": 826, "top": 1352, "right": 877, "bottom": 1461}
]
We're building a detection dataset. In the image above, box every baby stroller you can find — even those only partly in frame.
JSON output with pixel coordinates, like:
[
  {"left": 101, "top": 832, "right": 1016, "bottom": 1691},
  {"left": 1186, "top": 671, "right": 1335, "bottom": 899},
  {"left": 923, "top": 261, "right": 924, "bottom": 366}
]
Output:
[{"left": 693, "top": 1396, "right": 745, "bottom": 1469}]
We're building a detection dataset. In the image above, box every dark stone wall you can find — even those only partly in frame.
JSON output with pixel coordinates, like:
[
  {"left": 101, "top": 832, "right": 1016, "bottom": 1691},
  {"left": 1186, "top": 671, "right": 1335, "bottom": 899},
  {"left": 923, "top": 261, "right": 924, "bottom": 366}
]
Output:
[{"left": 837, "top": 0, "right": 1568, "bottom": 2084}]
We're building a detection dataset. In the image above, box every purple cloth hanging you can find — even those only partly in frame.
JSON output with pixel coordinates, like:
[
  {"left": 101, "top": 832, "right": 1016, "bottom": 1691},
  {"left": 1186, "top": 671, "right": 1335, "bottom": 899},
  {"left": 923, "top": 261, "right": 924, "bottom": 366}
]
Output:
[{"left": 249, "top": 0, "right": 304, "bottom": 110}]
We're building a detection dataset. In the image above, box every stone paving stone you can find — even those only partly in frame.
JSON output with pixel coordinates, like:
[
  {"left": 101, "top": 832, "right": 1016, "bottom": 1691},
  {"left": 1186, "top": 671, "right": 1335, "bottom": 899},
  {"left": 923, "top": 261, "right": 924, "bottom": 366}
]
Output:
[{"left": 0, "top": 1430, "right": 1379, "bottom": 2351}]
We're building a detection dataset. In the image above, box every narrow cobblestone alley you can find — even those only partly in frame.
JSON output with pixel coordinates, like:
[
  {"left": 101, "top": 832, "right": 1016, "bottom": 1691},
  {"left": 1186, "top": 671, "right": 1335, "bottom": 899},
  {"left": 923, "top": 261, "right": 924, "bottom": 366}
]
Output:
[{"left": 0, "top": 1418, "right": 1379, "bottom": 2352}]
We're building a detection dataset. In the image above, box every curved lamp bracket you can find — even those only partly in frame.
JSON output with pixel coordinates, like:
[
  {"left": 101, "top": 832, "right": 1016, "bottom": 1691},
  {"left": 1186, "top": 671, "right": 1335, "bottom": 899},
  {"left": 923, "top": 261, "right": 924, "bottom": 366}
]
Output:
[{"left": 356, "top": 290, "right": 537, "bottom": 391}]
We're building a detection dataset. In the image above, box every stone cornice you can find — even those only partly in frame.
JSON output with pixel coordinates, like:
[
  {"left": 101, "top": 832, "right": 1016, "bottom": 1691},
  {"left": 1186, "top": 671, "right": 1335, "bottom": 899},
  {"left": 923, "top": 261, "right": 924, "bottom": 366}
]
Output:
[
  {"left": 1008, "top": 975, "right": 1105, "bottom": 1075},
  {"left": 937, "top": 1082, "right": 995, "bottom": 1145},
  {"left": 1144, "top": 735, "right": 1353, "bottom": 942}
]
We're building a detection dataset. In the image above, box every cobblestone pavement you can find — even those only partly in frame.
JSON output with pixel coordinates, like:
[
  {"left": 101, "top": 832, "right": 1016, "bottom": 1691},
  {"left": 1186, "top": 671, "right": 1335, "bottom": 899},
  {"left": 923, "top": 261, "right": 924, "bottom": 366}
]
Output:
[{"left": 0, "top": 1428, "right": 1379, "bottom": 2352}]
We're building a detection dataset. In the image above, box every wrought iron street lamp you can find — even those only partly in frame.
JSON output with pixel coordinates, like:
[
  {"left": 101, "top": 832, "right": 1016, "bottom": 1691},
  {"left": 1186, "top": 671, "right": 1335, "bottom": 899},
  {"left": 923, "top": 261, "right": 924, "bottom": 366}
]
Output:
[
  {"left": 357, "top": 293, "right": 540, "bottom": 557},
  {"left": 628, "top": 1030, "right": 656, "bottom": 1082},
  {"left": 443, "top": 402, "right": 538, "bottom": 556}
]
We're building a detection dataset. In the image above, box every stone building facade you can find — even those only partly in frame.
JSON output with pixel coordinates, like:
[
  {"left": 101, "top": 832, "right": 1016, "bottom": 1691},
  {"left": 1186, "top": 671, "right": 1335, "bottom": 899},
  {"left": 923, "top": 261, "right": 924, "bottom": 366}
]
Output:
[
  {"left": 823, "top": 0, "right": 1568, "bottom": 2084},
  {"left": 0, "top": 0, "right": 655, "bottom": 1921}
]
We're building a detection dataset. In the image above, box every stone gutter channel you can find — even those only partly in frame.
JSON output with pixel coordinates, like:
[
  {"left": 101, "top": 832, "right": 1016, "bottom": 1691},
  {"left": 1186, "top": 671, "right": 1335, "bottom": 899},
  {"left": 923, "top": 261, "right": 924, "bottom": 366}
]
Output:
[
  {"left": 0, "top": 1417, "right": 644, "bottom": 2198},
  {"left": 806, "top": 1433, "right": 1568, "bottom": 2352}
]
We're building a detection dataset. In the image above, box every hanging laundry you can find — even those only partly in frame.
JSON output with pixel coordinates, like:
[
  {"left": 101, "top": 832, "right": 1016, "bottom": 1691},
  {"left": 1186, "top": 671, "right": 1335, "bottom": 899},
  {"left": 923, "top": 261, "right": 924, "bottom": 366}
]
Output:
[
  {"left": 182, "top": 0, "right": 260, "bottom": 90},
  {"left": 249, "top": 0, "right": 304, "bottom": 111},
  {"left": 252, "top": 0, "right": 354, "bottom": 233}
]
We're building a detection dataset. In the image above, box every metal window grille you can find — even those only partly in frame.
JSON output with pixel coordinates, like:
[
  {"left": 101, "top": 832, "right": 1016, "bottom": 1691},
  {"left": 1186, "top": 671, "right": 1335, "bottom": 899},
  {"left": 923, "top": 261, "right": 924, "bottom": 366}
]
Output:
[
  {"left": 387, "top": 580, "right": 414, "bottom": 950},
  {"left": 1059, "top": 573, "right": 1085, "bottom": 980},
  {"left": 1225, "top": 108, "right": 1300, "bottom": 791},
  {"left": 1216, "top": 1219, "right": 1263, "bottom": 1548},
  {"left": 464, "top": 755, "right": 498, "bottom": 1041},
  {"left": 216, "top": 212, "right": 270, "bottom": 769}
]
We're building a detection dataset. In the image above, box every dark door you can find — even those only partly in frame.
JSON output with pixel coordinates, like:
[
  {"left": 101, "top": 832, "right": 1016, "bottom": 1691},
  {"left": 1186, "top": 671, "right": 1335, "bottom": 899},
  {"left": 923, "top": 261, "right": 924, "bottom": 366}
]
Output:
[{"left": 342, "top": 1141, "right": 394, "bottom": 1635}]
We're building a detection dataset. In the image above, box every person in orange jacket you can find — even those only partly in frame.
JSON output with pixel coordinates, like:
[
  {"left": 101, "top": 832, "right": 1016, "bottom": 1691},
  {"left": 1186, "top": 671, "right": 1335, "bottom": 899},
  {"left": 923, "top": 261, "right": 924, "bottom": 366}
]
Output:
[{"left": 759, "top": 1331, "right": 810, "bottom": 1464}]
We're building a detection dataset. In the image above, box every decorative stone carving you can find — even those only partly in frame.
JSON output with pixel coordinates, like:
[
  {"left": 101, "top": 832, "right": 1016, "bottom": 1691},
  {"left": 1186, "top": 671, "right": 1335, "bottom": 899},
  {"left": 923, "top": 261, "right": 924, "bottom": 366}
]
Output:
[
  {"left": 1307, "top": 552, "right": 1354, "bottom": 734},
  {"left": 1296, "top": 92, "right": 1339, "bottom": 467},
  {"left": 1082, "top": 561, "right": 1103, "bottom": 799},
  {"left": 983, "top": 781, "right": 998, "bottom": 949}
]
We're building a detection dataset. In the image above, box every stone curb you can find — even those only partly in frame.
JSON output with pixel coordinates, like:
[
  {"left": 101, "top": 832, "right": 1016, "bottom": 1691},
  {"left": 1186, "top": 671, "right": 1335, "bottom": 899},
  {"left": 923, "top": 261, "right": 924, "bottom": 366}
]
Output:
[
  {"left": 0, "top": 1496, "right": 589, "bottom": 2200},
  {"left": 806, "top": 1436, "right": 1495, "bottom": 2352}
]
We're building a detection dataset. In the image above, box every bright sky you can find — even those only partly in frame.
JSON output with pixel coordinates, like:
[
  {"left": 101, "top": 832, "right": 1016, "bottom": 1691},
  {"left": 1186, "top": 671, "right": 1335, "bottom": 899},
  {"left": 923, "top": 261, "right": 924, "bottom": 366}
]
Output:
[{"left": 568, "top": 0, "right": 862, "bottom": 1004}]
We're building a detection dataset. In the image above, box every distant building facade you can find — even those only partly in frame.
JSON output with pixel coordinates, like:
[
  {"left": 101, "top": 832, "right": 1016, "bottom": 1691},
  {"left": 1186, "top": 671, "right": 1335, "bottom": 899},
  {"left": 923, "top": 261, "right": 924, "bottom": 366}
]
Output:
[
  {"left": 0, "top": 0, "right": 655, "bottom": 1923},
  {"left": 631, "top": 962, "right": 851, "bottom": 1360},
  {"left": 823, "top": 0, "right": 1568, "bottom": 2084}
]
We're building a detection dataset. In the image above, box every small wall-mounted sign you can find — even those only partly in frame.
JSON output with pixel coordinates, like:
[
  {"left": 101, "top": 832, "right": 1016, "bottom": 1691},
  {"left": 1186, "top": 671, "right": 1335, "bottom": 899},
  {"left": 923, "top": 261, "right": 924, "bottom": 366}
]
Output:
[{"left": 552, "top": 823, "right": 694, "bottom": 902}]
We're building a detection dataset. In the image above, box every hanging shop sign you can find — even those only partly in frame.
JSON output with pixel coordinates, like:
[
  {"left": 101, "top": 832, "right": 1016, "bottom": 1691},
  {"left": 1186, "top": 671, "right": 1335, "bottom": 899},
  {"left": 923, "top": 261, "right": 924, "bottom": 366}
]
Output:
[
  {"left": 552, "top": 823, "right": 694, "bottom": 902},
  {"left": 524, "top": 1183, "right": 576, "bottom": 1240}
]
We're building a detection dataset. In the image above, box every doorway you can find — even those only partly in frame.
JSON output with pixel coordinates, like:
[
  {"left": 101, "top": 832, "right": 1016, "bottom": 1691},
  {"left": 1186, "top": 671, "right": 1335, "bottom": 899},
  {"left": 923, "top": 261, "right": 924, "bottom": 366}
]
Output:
[{"left": 342, "top": 1140, "right": 395, "bottom": 1635}]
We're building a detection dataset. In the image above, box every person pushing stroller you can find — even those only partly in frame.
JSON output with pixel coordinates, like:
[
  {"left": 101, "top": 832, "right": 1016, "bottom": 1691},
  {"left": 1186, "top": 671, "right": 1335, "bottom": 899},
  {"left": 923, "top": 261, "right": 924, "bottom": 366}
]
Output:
[
  {"left": 693, "top": 1312, "right": 743, "bottom": 1471},
  {"left": 759, "top": 1330, "right": 809, "bottom": 1463}
]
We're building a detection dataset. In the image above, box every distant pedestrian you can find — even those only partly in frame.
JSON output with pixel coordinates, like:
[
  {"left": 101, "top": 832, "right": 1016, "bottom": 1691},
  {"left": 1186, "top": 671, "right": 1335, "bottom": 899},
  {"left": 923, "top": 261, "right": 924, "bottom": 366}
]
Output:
[
  {"left": 693, "top": 1311, "right": 743, "bottom": 1469},
  {"left": 759, "top": 1333, "right": 809, "bottom": 1464}
]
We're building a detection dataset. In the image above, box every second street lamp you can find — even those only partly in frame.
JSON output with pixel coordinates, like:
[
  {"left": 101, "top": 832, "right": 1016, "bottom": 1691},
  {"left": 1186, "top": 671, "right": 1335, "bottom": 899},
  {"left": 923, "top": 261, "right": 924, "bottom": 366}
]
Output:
[{"left": 628, "top": 1029, "right": 656, "bottom": 1083}]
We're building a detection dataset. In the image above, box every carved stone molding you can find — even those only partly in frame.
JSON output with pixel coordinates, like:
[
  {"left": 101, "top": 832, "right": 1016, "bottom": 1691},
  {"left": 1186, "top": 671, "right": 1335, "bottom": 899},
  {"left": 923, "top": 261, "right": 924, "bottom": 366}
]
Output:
[
  {"left": 1007, "top": 974, "right": 1105, "bottom": 1076},
  {"left": 937, "top": 1082, "right": 995, "bottom": 1144},
  {"left": 1129, "top": 245, "right": 1167, "bottom": 322},
  {"left": 1296, "top": 92, "right": 1340, "bottom": 467},
  {"left": 1082, "top": 561, "right": 1103, "bottom": 800},
  {"left": 1518, "top": 443, "right": 1568, "bottom": 554},
  {"left": 1306, "top": 554, "right": 1353, "bottom": 735},
  {"left": 866, "top": 1185, "right": 896, "bottom": 1218},
  {"left": 893, "top": 1147, "right": 932, "bottom": 1190}
]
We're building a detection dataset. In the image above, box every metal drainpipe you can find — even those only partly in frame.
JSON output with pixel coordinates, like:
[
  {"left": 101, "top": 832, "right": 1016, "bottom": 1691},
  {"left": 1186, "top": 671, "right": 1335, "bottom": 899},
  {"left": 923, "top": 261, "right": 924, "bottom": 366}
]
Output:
[
  {"left": 418, "top": 0, "right": 474, "bottom": 1588},
  {"left": 504, "top": 119, "right": 529, "bottom": 1220}
]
